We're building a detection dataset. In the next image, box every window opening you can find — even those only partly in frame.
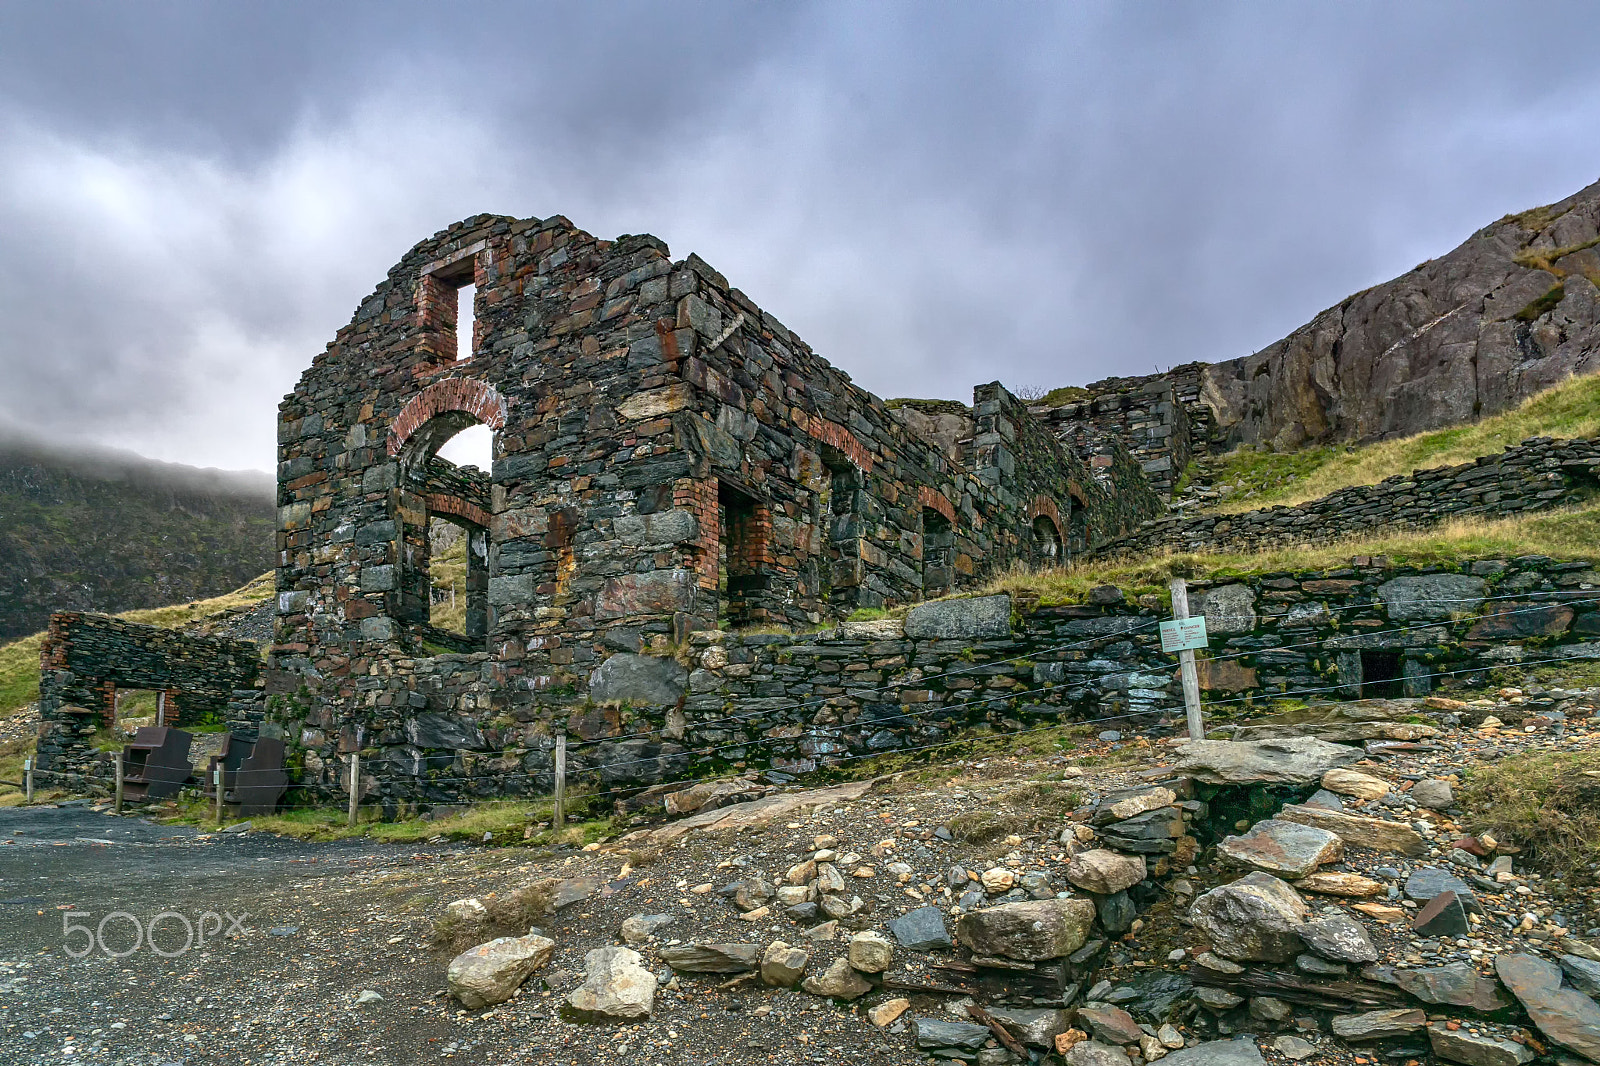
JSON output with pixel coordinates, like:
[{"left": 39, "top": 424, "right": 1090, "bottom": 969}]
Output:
[
  {"left": 1360, "top": 649, "right": 1403, "bottom": 698},
  {"left": 718, "top": 481, "right": 766, "bottom": 628},
  {"left": 112, "top": 687, "right": 163, "bottom": 740},
  {"left": 922, "top": 508, "right": 954, "bottom": 599},
  {"left": 1031, "top": 515, "right": 1062, "bottom": 567},
  {"left": 456, "top": 283, "right": 477, "bottom": 361}
]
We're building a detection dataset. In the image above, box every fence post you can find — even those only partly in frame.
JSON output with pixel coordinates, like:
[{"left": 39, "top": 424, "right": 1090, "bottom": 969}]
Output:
[
  {"left": 347, "top": 752, "right": 360, "bottom": 828},
  {"left": 156, "top": 691, "right": 166, "bottom": 728},
  {"left": 213, "top": 767, "right": 224, "bottom": 825},
  {"left": 1169, "top": 577, "right": 1207, "bottom": 741},
  {"left": 553, "top": 732, "right": 567, "bottom": 830},
  {"left": 113, "top": 752, "right": 124, "bottom": 815},
  {"left": 24, "top": 757, "right": 33, "bottom": 803}
]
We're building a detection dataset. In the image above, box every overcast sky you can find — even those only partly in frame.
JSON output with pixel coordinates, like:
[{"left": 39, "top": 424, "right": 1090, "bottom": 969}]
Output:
[{"left": 1, "top": 2, "right": 1598, "bottom": 474}]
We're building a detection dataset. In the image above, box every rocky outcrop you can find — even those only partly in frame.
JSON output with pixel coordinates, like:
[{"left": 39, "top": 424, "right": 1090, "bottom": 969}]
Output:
[{"left": 1204, "top": 180, "right": 1600, "bottom": 451}]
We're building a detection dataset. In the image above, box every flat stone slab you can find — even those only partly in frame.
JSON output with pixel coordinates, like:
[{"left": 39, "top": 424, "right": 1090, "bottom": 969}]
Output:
[
  {"left": 914, "top": 1018, "right": 993, "bottom": 1053},
  {"left": 657, "top": 942, "right": 760, "bottom": 972},
  {"left": 1429, "top": 1027, "right": 1535, "bottom": 1066},
  {"left": 1160, "top": 1038, "right": 1268, "bottom": 1066},
  {"left": 1495, "top": 953, "right": 1600, "bottom": 1062},
  {"left": 888, "top": 905, "right": 953, "bottom": 952},
  {"left": 612, "top": 780, "right": 873, "bottom": 847},
  {"left": 1331, "top": 1008, "right": 1427, "bottom": 1041},
  {"left": 1405, "top": 867, "right": 1474, "bottom": 901},
  {"left": 1292, "top": 872, "right": 1384, "bottom": 898},
  {"left": 1276, "top": 804, "right": 1427, "bottom": 857},
  {"left": 904, "top": 594, "right": 1012, "bottom": 640},
  {"left": 1172, "top": 738, "right": 1363, "bottom": 786},
  {"left": 1367, "top": 961, "right": 1513, "bottom": 1012},
  {"left": 1217, "top": 819, "right": 1344, "bottom": 878}
]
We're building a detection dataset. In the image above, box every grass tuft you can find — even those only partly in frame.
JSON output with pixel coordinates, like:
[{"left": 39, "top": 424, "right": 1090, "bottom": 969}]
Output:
[{"left": 1458, "top": 749, "right": 1600, "bottom": 879}]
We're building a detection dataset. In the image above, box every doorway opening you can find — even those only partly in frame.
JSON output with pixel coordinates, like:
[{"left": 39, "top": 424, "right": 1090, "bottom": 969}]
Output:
[{"left": 1360, "top": 649, "right": 1404, "bottom": 698}]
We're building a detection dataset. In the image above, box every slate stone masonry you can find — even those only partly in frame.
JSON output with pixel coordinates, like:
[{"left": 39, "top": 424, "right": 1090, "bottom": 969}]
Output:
[
  {"left": 267, "top": 554, "right": 1600, "bottom": 807},
  {"left": 34, "top": 612, "right": 263, "bottom": 789}
]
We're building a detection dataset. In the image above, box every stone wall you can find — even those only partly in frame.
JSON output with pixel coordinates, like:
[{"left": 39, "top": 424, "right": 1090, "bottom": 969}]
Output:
[
  {"left": 264, "top": 554, "right": 1600, "bottom": 810},
  {"left": 1090, "top": 435, "right": 1600, "bottom": 560},
  {"left": 34, "top": 612, "right": 263, "bottom": 789},
  {"left": 271, "top": 212, "right": 1163, "bottom": 772}
]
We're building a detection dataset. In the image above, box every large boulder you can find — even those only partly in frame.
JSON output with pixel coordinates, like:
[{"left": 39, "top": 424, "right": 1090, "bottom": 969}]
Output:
[
  {"left": 1378, "top": 574, "right": 1486, "bottom": 621},
  {"left": 446, "top": 934, "right": 555, "bottom": 1008},
  {"left": 1217, "top": 819, "right": 1344, "bottom": 879},
  {"left": 587, "top": 653, "right": 687, "bottom": 705},
  {"left": 904, "top": 594, "right": 1012, "bottom": 639},
  {"left": 760, "top": 941, "right": 809, "bottom": 987},
  {"left": 1172, "top": 738, "right": 1363, "bottom": 786},
  {"left": 955, "top": 898, "right": 1096, "bottom": 962},
  {"left": 564, "top": 946, "right": 655, "bottom": 1022},
  {"left": 1188, "top": 873, "right": 1309, "bottom": 962},
  {"left": 1064, "top": 849, "right": 1148, "bottom": 894},
  {"left": 1495, "top": 953, "right": 1600, "bottom": 1063}
]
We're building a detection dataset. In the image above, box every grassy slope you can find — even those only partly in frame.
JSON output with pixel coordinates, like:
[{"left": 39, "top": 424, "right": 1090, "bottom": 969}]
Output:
[
  {"left": 1209, "top": 370, "right": 1600, "bottom": 512},
  {"left": 429, "top": 535, "right": 469, "bottom": 633},
  {"left": 0, "top": 571, "right": 274, "bottom": 722},
  {"left": 983, "top": 501, "right": 1600, "bottom": 606}
]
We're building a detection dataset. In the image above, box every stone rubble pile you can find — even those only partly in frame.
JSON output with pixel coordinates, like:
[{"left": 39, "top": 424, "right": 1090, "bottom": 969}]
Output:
[{"left": 439, "top": 712, "right": 1600, "bottom": 1065}]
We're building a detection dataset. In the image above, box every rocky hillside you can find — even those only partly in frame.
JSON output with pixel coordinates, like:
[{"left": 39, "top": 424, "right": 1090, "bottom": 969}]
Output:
[
  {"left": 0, "top": 431, "right": 273, "bottom": 642},
  {"left": 1205, "top": 178, "right": 1600, "bottom": 451}
]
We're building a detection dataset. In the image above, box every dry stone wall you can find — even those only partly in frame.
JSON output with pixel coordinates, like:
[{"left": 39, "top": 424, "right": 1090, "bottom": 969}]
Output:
[
  {"left": 1091, "top": 436, "right": 1600, "bottom": 560},
  {"left": 266, "top": 554, "right": 1600, "bottom": 809}
]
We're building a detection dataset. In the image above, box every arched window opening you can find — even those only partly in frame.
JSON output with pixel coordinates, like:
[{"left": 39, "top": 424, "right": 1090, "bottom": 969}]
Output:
[
  {"left": 921, "top": 508, "right": 954, "bottom": 599},
  {"left": 1031, "top": 514, "right": 1063, "bottom": 568},
  {"left": 396, "top": 420, "right": 495, "bottom": 652}
]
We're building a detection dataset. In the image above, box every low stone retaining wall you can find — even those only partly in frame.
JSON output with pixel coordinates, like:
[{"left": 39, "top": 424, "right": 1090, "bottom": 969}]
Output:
[
  {"left": 1092, "top": 436, "right": 1600, "bottom": 559},
  {"left": 261, "top": 553, "right": 1600, "bottom": 811}
]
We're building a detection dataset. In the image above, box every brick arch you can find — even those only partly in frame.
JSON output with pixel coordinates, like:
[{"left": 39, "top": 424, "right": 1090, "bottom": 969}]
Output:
[
  {"left": 1026, "top": 495, "right": 1064, "bottom": 539},
  {"left": 386, "top": 378, "right": 509, "bottom": 458}
]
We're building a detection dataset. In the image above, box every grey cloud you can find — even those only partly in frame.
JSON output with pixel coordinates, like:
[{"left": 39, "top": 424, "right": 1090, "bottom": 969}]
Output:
[{"left": 1, "top": 2, "right": 1599, "bottom": 471}]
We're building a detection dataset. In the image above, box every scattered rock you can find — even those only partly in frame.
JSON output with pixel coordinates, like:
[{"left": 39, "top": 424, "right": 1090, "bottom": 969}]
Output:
[
  {"left": 1172, "top": 738, "right": 1363, "bottom": 786},
  {"left": 564, "top": 946, "right": 655, "bottom": 1022},
  {"left": 1078, "top": 1006, "right": 1144, "bottom": 1045},
  {"left": 1065, "top": 849, "right": 1148, "bottom": 894},
  {"left": 888, "top": 906, "right": 952, "bottom": 952},
  {"left": 355, "top": 989, "right": 383, "bottom": 1005},
  {"left": 1096, "top": 891, "right": 1137, "bottom": 935},
  {"left": 1217, "top": 819, "right": 1344, "bottom": 878},
  {"left": 869, "top": 997, "right": 911, "bottom": 1027},
  {"left": 989, "top": 1007, "right": 1074, "bottom": 1049},
  {"left": 1302, "top": 789, "right": 1347, "bottom": 811},
  {"left": 801, "top": 957, "right": 872, "bottom": 1000},
  {"left": 618, "top": 913, "right": 676, "bottom": 945},
  {"left": 1428, "top": 1026, "right": 1535, "bottom": 1066},
  {"left": 848, "top": 931, "right": 894, "bottom": 973},
  {"left": 1495, "top": 953, "right": 1600, "bottom": 1062},
  {"left": 1330, "top": 1009, "right": 1427, "bottom": 1041},
  {"left": 1411, "top": 779, "right": 1455, "bottom": 809},
  {"left": 1368, "top": 961, "right": 1513, "bottom": 1012},
  {"left": 445, "top": 898, "right": 488, "bottom": 922},
  {"left": 914, "top": 1016, "right": 995, "bottom": 1055},
  {"left": 1196, "top": 986, "right": 1246, "bottom": 1011},
  {"left": 1250, "top": 996, "right": 1293, "bottom": 1023},
  {"left": 1276, "top": 804, "right": 1427, "bottom": 856},
  {"left": 955, "top": 898, "right": 1097, "bottom": 962},
  {"left": 1188, "top": 872, "right": 1309, "bottom": 962},
  {"left": 760, "top": 941, "right": 808, "bottom": 987},
  {"left": 1066, "top": 1039, "right": 1140, "bottom": 1066},
  {"left": 1320, "top": 768, "right": 1391, "bottom": 800},
  {"left": 1297, "top": 914, "right": 1378, "bottom": 964},
  {"left": 1273, "top": 1036, "right": 1317, "bottom": 1061},
  {"left": 657, "top": 942, "right": 760, "bottom": 973},
  {"left": 981, "top": 866, "right": 1017, "bottom": 893},
  {"left": 1292, "top": 872, "right": 1383, "bottom": 898},
  {"left": 446, "top": 934, "right": 555, "bottom": 1009},
  {"left": 1560, "top": 954, "right": 1600, "bottom": 998},
  {"left": 1405, "top": 868, "right": 1474, "bottom": 901},
  {"left": 1411, "top": 890, "right": 1471, "bottom": 938},
  {"left": 1107, "top": 787, "right": 1178, "bottom": 821},
  {"left": 1161, "top": 1037, "right": 1268, "bottom": 1066}
]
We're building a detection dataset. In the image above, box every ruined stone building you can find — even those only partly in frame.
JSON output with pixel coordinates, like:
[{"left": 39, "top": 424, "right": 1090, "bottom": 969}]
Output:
[{"left": 271, "top": 214, "right": 1160, "bottom": 681}]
